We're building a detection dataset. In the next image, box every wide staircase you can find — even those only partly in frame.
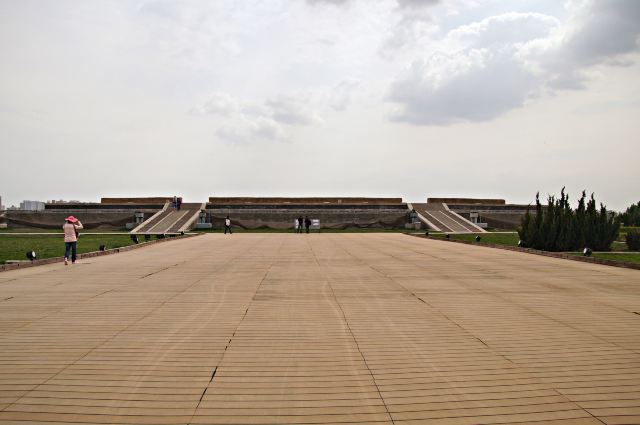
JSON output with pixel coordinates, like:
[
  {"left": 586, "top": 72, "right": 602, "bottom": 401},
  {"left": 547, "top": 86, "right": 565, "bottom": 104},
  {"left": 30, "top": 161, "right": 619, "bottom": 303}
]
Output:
[
  {"left": 410, "top": 203, "right": 486, "bottom": 233},
  {"left": 131, "top": 202, "right": 204, "bottom": 235}
]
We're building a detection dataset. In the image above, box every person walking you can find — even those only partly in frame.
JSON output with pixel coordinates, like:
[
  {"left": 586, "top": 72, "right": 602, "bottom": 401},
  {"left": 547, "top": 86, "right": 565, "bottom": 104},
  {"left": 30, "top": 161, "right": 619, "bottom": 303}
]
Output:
[
  {"left": 224, "top": 216, "right": 232, "bottom": 234},
  {"left": 63, "top": 216, "right": 83, "bottom": 265},
  {"left": 304, "top": 216, "right": 311, "bottom": 234},
  {"left": 177, "top": 197, "right": 182, "bottom": 211},
  {"left": 297, "top": 216, "right": 304, "bottom": 234}
]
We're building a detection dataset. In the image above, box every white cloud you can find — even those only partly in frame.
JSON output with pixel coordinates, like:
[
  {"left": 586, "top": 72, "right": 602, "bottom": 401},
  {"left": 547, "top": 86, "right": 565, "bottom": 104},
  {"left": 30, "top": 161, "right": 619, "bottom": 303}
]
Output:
[
  {"left": 329, "top": 79, "right": 362, "bottom": 110},
  {"left": 388, "top": 49, "right": 539, "bottom": 125},
  {"left": 387, "top": 1, "right": 640, "bottom": 125},
  {"left": 217, "top": 115, "right": 287, "bottom": 144},
  {"left": 379, "top": 0, "right": 441, "bottom": 60},
  {"left": 194, "top": 91, "right": 326, "bottom": 143},
  {"left": 191, "top": 93, "right": 239, "bottom": 116},
  {"left": 525, "top": 0, "right": 640, "bottom": 89},
  {"left": 306, "top": 0, "right": 350, "bottom": 5},
  {"left": 266, "top": 94, "right": 323, "bottom": 126}
]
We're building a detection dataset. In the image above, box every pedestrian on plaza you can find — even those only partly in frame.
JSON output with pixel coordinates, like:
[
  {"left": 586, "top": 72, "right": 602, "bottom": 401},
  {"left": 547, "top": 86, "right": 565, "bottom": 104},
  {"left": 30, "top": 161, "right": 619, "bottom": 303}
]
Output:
[
  {"left": 297, "top": 216, "right": 304, "bottom": 234},
  {"left": 177, "top": 197, "right": 182, "bottom": 211},
  {"left": 224, "top": 215, "right": 232, "bottom": 234},
  {"left": 173, "top": 195, "right": 178, "bottom": 210},
  {"left": 62, "top": 216, "right": 83, "bottom": 265},
  {"left": 304, "top": 216, "right": 311, "bottom": 234},
  {"left": 293, "top": 218, "right": 299, "bottom": 233}
]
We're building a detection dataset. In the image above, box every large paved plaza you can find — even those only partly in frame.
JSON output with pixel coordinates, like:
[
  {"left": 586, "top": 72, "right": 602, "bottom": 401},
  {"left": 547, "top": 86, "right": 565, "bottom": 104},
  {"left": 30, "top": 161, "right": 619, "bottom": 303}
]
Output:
[{"left": 0, "top": 233, "right": 639, "bottom": 424}]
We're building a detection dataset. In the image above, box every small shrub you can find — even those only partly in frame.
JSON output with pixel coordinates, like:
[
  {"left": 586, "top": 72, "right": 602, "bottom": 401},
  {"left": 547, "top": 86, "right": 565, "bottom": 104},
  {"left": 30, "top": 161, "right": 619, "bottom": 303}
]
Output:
[{"left": 626, "top": 230, "right": 640, "bottom": 251}]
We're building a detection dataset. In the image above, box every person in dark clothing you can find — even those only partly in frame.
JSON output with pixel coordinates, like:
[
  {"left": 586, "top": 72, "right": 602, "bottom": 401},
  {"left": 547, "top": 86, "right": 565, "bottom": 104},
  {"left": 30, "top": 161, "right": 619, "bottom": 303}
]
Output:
[
  {"left": 297, "top": 216, "right": 304, "bottom": 234},
  {"left": 304, "top": 216, "right": 311, "bottom": 234},
  {"left": 224, "top": 216, "right": 232, "bottom": 234},
  {"left": 177, "top": 197, "right": 182, "bottom": 211}
]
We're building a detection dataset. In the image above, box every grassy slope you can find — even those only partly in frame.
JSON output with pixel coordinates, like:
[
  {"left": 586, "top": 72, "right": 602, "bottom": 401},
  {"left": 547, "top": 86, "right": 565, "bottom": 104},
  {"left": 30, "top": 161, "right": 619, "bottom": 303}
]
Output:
[
  {"left": 428, "top": 232, "right": 640, "bottom": 265},
  {"left": 589, "top": 253, "right": 640, "bottom": 265},
  {"left": 0, "top": 234, "right": 137, "bottom": 263},
  {"left": 0, "top": 228, "right": 127, "bottom": 233},
  {"left": 430, "top": 232, "right": 520, "bottom": 246}
]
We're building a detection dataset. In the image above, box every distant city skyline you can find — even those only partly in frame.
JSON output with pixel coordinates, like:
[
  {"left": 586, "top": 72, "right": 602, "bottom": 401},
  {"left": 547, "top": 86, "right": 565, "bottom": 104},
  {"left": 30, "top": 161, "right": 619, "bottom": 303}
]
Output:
[{"left": 1, "top": 1, "right": 638, "bottom": 211}]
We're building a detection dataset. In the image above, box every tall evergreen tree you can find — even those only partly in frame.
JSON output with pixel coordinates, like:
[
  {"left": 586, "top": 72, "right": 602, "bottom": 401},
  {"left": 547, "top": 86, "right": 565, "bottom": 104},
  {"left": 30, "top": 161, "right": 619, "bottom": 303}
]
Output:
[
  {"left": 519, "top": 189, "right": 619, "bottom": 252},
  {"left": 620, "top": 202, "right": 640, "bottom": 226},
  {"left": 574, "top": 191, "right": 587, "bottom": 250}
]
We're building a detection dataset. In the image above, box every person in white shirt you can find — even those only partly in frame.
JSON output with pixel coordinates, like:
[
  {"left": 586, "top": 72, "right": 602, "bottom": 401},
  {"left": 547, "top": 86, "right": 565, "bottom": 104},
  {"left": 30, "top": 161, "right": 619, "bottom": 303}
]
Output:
[{"left": 224, "top": 216, "right": 232, "bottom": 234}]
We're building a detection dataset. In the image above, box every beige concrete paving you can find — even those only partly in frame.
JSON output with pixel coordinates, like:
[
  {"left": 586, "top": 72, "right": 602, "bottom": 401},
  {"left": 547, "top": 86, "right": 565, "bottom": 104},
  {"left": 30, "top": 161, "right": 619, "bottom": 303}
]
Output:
[{"left": 0, "top": 233, "right": 639, "bottom": 424}]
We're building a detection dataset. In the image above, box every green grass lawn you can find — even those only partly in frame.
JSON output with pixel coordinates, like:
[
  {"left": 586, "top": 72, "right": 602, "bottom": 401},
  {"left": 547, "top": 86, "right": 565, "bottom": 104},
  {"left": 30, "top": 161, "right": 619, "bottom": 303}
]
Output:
[
  {"left": 0, "top": 227, "right": 128, "bottom": 233},
  {"left": 429, "top": 232, "right": 520, "bottom": 246},
  {"left": 0, "top": 228, "right": 64, "bottom": 233},
  {"left": 427, "top": 232, "right": 640, "bottom": 265},
  {"left": 588, "top": 253, "right": 640, "bottom": 264},
  {"left": 567, "top": 252, "right": 640, "bottom": 265},
  {"left": 0, "top": 234, "right": 138, "bottom": 264}
]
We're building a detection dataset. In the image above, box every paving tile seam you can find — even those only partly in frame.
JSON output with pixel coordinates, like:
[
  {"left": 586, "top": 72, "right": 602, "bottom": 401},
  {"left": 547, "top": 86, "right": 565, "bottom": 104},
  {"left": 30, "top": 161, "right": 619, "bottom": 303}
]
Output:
[
  {"left": 333, "top": 235, "right": 613, "bottom": 424},
  {"left": 331, "top": 236, "right": 518, "bottom": 368},
  {"left": 364, "top": 236, "right": 640, "bottom": 359},
  {"left": 138, "top": 262, "right": 185, "bottom": 280},
  {"left": 10, "top": 395, "right": 615, "bottom": 411},
  {"left": 186, "top": 236, "right": 284, "bottom": 425},
  {"left": 305, "top": 240, "right": 396, "bottom": 425},
  {"left": 0, "top": 266, "right": 221, "bottom": 414},
  {"left": 453, "top": 274, "right": 640, "bottom": 358}
]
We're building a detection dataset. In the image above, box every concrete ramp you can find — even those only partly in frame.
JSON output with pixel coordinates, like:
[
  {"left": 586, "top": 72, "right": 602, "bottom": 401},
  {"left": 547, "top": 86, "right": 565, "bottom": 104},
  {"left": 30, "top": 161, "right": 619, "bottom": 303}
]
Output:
[
  {"left": 131, "top": 203, "right": 204, "bottom": 235},
  {"left": 411, "top": 202, "right": 487, "bottom": 233}
]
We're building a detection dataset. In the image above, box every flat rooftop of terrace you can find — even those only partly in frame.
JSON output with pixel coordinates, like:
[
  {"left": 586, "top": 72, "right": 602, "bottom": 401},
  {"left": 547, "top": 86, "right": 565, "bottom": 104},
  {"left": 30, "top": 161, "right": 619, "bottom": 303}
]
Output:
[
  {"left": 1, "top": 234, "right": 639, "bottom": 424},
  {"left": 208, "top": 196, "right": 404, "bottom": 205}
]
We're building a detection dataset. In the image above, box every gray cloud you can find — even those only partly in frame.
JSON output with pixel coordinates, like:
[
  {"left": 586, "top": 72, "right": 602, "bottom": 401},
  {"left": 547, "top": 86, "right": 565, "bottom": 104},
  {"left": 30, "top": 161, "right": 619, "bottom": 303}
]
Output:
[
  {"left": 388, "top": 51, "right": 539, "bottom": 125},
  {"left": 195, "top": 92, "right": 322, "bottom": 122},
  {"left": 191, "top": 93, "right": 239, "bottom": 116},
  {"left": 388, "top": 1, "right": 640, "bottom": 126},
  {"left": 216, "top": 116, "right": 287, "bottom": 144},
  {"left": 396, "top": 0, "right": 440, "bottom": 9},
  {"left": 266, "top": 95, "right": 322, "bottom": 126},
  {"left": 306, "top": 0, "right": 350, "bottom": 5},
  {"left": 534, "top": 0, "right": 640, "bottom": 89},
  {"left": 329, "top": 79, "right": 361, "bottom": 110},
  {"left": 379, "top": 0, "right": 442, "bottom": 60},
  {"left": 194, "top": 91, "right": 324, "bottom": 143}
]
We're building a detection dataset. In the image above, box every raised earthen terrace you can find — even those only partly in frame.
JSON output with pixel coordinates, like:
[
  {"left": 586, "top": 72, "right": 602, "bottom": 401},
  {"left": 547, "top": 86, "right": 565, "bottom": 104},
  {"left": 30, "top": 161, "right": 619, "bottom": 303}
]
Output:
[{"left": 1, "top": 233, "right": 639, "bottom": 424}]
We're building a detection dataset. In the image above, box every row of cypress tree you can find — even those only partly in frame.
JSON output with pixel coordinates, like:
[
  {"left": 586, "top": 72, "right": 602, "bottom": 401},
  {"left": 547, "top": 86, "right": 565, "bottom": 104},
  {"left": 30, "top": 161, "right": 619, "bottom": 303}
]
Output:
[
  {"left": 620, "top": 201, "right": 640, "bottom": 226},
  {"left": 518, "top": 188, "right": 620, "bottom": 252}
]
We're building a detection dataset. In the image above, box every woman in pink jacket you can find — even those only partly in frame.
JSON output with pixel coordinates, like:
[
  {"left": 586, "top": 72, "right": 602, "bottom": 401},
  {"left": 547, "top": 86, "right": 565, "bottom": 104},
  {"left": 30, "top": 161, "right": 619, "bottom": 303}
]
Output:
[{"left": 63, "top": 216, "right": 83, "bottom": 265}]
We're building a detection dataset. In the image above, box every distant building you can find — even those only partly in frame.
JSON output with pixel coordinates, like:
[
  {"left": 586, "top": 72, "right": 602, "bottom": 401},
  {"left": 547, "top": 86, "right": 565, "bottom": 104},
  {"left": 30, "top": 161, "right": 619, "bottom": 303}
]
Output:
[
  {"left": 20, "top": 200, "right": 45, "bottom": 211},
  {"left": 48, "top": 199, "right": 84, "bottom": 204}
]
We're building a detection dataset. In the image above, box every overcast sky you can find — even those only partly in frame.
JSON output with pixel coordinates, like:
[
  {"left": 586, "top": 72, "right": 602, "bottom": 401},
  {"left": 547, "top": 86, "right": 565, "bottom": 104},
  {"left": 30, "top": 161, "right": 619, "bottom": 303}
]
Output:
[{"left": 1, "top": 0, "right": 638, "bottom": 210}]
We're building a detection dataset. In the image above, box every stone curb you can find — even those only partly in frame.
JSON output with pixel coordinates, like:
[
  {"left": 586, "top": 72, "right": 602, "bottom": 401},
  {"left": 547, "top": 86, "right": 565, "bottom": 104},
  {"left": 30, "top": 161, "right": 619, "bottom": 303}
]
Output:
[
  {"left": 409, "top": 234, "right": 640, "bottom": 271},
  {"left": 0, "top": 233, "right": 202, "bottom": 273}
]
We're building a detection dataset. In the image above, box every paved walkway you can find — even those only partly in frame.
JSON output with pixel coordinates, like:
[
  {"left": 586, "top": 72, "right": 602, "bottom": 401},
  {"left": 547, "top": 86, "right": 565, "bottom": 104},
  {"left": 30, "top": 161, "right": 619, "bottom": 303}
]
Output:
[{"left": 0, "top": 234, "right": 639, "bottom": 424}]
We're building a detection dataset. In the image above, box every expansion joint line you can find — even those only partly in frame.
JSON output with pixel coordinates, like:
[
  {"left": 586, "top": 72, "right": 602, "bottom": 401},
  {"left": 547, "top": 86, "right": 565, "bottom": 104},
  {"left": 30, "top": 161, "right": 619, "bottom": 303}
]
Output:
[
  {"left": 326, "top": 280, "right": 396, "bottom": 425},
  {"left": 305, "top": 237, "right": 396, "bottom": 424},
  {"left": 1, "top": 269, "right": 208, "bottom": 413},
  {"left": 187, "top": 236, "right": 282, "bottom": 425},
  {"left": 349, "top": 236, "right": 609, "bottom": 423},
  {"left": 337, "top": 236, "right": 518, "bottom": 368}
]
